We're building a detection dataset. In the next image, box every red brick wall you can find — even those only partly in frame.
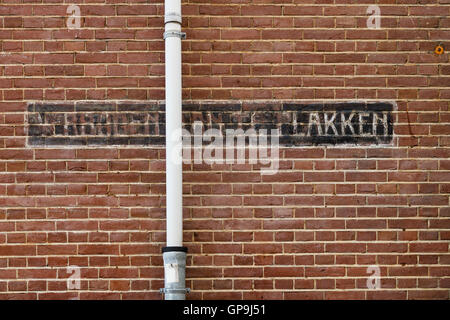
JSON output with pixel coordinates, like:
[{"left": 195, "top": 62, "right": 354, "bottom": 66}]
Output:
[{"left": 0, "top": 0, "right": 449, "bottom": 300}]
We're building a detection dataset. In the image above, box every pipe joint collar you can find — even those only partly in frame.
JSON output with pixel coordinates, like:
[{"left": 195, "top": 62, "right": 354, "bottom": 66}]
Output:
[
  {"left": 162, "top": 246, "right": 188, "bottom": 253},
  {"left": 165, "top": 13, "right": 182, "bottom": 24}
]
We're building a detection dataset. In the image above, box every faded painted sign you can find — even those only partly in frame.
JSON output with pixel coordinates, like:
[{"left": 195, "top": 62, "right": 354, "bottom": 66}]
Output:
[
  {"left": 280, "top": 103, "right": 394, "bottom": 145},
  {"left": 26, "top": 102, "right": 394, "bottom": 147}
]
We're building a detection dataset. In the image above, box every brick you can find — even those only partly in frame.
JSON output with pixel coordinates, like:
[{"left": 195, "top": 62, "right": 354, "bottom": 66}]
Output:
[
  {"left": 264, "top": 267, "right": 304, "bottom": 277},
  {"left": 79, "top": 245, "right": 119, "bottom": 255}
]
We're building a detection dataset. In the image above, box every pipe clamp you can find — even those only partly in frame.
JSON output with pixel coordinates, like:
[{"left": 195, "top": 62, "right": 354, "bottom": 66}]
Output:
[
  {"left": 164, "top": 30, "right": 186, "bottom": 40},
  {"left": 160, "top": 288, "right": 190, "bottom": 294}
]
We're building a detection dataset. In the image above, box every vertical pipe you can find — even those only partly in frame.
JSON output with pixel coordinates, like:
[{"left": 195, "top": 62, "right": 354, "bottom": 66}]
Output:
[
  {"left": 162, "top": 0, "right": 188, "bottom": 300},
  {"left": 165, "top": 0, "right": 183, "bottom": 248}
]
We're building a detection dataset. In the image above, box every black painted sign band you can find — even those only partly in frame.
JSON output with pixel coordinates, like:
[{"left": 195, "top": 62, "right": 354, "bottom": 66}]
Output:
[{"left": 27, "top": 102, "right": 394, "bottom": 147}]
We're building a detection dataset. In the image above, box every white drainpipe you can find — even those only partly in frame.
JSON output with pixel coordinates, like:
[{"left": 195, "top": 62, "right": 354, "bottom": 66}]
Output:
[{"left": 160, "top": 0, "right": 188, "bottom": 300}]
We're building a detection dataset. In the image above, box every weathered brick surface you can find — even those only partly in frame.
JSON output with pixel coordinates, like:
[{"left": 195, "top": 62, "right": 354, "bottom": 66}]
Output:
[{"left": 0, "top": 0, "right": 449, "bottom": 300}]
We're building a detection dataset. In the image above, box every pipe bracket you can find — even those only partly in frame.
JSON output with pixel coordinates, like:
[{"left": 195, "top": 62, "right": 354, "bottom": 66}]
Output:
[
  {"left": 164, "top": 30, "right": 186, "bottom": 40},
  {"left": 160, "top": 288, "right": 190, "bottom": 294}
]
